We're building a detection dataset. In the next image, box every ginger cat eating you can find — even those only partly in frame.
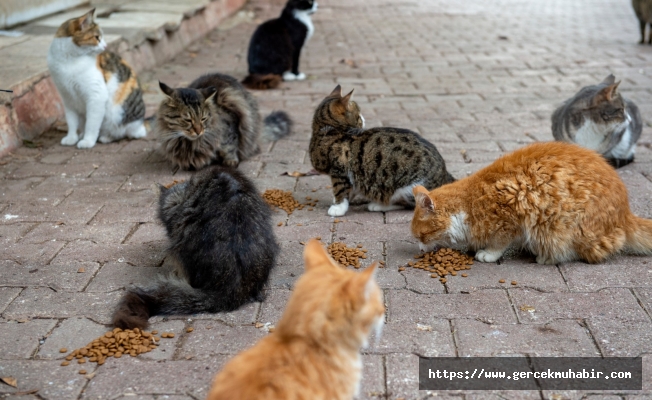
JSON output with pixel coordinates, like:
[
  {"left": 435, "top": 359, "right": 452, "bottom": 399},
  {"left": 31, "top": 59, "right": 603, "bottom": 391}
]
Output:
[
  {"left": 411, "top": 142, "right": 652, "bottom": 264},
  {"left": 206, "top": 239, "right": 385, "bottom": 400}
]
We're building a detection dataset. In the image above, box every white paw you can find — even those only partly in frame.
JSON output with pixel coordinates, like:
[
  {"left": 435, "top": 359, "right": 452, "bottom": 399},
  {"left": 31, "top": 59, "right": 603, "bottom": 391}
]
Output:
[
  {"left": 128, "top": 124, "right": 147, "bottom": 139},
  {"left": 328, "top": 199, "right": 349, "bottom": 217},
  {"left": 98, "top": 136, "right": 113, "bottom": 144},
  {"left": 61, "top": 135, "right": 78, "bottom": 146},
  {"left": 475, "top": 249, "right": 502, "bottom": 263},
  {"left": 368, "top": 202, "right": 402, "bottom": 212},
  {"left": 283, "top": 72, "right": 298, "bottom": 81},
  {"left": 76, "top": 139, "right": 97, "bottom": 149},
  {"left": 296, "top": 72, "right": 306, "bottom": 80},
  {"left": 536, "top": 255, "right": 556, "bottom": 265}
]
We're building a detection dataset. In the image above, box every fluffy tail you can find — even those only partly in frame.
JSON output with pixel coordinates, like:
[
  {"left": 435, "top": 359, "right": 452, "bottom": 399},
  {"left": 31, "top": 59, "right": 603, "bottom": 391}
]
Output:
[
  {"left": 242, "top": 74, "right": 282, "bottom": 90},
  {"left": 625, "top": 217, "right": 652, "bottom": 255},
  {"left": 262, "top": 111, "right": 293, "bottom": 141},
  {"left": 112, "top": 276, "right": 221, "bottom": 330}
]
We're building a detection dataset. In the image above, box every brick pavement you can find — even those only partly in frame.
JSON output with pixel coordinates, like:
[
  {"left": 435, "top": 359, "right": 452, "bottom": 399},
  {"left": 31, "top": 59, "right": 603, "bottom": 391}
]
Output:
[{"left": 2, "top": 0, "right": 652, "bottom": 398}]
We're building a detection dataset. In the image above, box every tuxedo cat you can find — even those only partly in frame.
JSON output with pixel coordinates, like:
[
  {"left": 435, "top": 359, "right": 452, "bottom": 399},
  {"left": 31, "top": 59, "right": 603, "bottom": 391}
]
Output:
[{"left": 242, "top": 0, "right": 318, "bottom": 90}]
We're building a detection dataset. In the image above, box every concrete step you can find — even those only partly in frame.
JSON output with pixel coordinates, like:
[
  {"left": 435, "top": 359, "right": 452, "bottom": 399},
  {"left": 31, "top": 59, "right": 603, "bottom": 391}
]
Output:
[{"left": 0, "top": 0, "right": 246, "bottom": 157}]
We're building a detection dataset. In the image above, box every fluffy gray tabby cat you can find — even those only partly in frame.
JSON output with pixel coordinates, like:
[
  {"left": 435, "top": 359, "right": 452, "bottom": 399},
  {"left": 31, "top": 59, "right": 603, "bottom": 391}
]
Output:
[{"left": 551, "top": 75, "right": 643, "bottom": 168}]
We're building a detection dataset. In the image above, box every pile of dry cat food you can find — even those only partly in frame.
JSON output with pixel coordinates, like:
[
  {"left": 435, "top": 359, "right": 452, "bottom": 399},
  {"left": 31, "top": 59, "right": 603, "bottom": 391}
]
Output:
[
  {"left": 262, "top": 190, "right": 319, "bottom": 214},
  {"left": 59, "top": 328, "right": 175, "bottom": 373},
  {"left": 398, "top": 248, "right": 473, "bottom": 284},
  {"left": 328, "top": 242, "right": 368, "bottom": 268}
]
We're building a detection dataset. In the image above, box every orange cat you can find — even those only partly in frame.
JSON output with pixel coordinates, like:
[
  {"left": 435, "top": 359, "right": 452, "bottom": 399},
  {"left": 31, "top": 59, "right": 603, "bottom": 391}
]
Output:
[
  {"left": 411, "top": 142, "right": 652, "bottom": 264},
  {"left": 206, "top": 239, "right": 385, "bottom": 400}
]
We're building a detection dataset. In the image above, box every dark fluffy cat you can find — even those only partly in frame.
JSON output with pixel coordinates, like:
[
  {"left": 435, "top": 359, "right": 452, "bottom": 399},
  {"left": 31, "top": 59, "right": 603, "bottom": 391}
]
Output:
[
  {"left": 551, "top": 74, "right": 642, "bottom": 168},
  {"left": 157, "top": 73, "right": 292, "bottom": 170},
  {"left": 633, "top": 0, "right": 652, "bottom": 44},
  {"left": 310, "top": 85, "right": 455, "bottom": 217},
  {"left": 242, "top": 0, "right": 318, "bottom": 90},
  {"left": 112, "top": 166, "right": 279, "bottom": 329}
]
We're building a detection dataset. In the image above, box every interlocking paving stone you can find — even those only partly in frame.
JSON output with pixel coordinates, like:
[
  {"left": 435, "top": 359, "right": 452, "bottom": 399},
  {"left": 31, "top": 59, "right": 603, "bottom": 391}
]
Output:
[
  {"left": 0, "top": 260, "right": 99, "bottom": 291},
  {"left": 178, "top": 320, "right": 266, "bottom": 359},
  {"left": 0, "top": 319, "right": 57, "bottom": 359},
  {"left": 36, "top": 317, "right": 107, "bottom": 360},
  {"left": 0, "top": 360, "right": 87, "bottom": 399}
]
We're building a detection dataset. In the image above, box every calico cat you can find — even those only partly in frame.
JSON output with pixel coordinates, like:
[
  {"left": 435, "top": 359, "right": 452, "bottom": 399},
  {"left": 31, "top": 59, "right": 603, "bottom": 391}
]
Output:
[
  {"left": 310, "top": 85, "right": 455, "bottom": 217},
  {"left": 411, "top": 142, "right": 652, "bottom": 265},
  {"left": 47, "top": 9, "right": 146, "bottom": 149},
  {"left": 156, "top": 73, "right": 292, "bottom": 170},
  {"left": 633, "top": 0, "right": 652, "bottom": 43},
  {"left": 551, "top": 75, "right": 642, "bottom": 168},
  {"left": 112, "top": 166, "right": 279, "bottom": 329},
  {"left": 206, "top": 239, "right": 384, "bottom": 400},
  {"left": 242, "top": 0, "right": 318, "bottom": 89}
]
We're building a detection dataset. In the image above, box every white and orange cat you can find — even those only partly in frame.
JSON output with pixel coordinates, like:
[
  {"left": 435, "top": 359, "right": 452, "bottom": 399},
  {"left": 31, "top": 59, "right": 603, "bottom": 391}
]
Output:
[
  {"left": 47, "top": 9, "right": 146, "bottom": 149},
  {"left": 206, "top": 239, "right": 385, "bottom": 400},
  {"left": 411, "top": 142, "right": 652, "bottom": 264}
]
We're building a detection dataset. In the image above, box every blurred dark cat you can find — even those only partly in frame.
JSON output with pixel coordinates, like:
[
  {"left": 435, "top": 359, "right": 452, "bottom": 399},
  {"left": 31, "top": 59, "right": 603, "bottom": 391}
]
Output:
[
  {"left": 552, "top": 74, "right": 642, "bottom": 168},
  {"left": 157, "top": 73, "right": 292, "bottom": 170},
  {"left": 633, "top": 0, "right": 652, "bottom": 44},
  {"left": 112, "top": 166, "right": 279, "bottom": 329},
  {"left": 242, "top": 0, "right": 318, "bottom": 90},
  {"left": 310, "top": 85, "right": 455, "bottom": 217}
]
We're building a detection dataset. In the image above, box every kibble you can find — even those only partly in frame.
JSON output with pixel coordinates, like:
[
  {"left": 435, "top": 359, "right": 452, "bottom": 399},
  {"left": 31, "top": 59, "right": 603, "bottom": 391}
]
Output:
[
  {"left": 327, "top": 242, "right": 368, "bottom": 268},
  {"left": 186, "top": 327, "right": 194, "bottom": 333},
  {"left": 511, "top": 281, "right": 518, "bottom": 285},
  {"left": 404, "top": 248, "right": 474, "bottom": 284},
  {"left": 499, "top": 279, "right": 506, "bottom": 284},
  {"left": 79, "top": 370, "right": 87, "bottom": 375},
  {"left": 262, "top": 189, "right": 317, "bottom": 214},
  {"left": 59, "top": 348, "right": 68, "bottom": 353},
  {"left": 58, "top": 327, "right": 171, "bottom": 368}
]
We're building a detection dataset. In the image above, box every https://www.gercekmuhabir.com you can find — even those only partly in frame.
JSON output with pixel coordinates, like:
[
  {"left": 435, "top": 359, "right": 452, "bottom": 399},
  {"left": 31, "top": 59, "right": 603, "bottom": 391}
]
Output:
[{"left": 419, "top": 357, "right": 642, "bottom": 390}]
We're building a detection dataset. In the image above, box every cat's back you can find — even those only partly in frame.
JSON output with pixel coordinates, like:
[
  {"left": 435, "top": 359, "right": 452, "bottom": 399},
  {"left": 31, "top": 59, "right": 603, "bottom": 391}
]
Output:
[
  {"left": 633, "top": 0, "right": 652, "bottom": 19},
  {"left": 189, "top": 72, "right": 243, "bottom": 92}
]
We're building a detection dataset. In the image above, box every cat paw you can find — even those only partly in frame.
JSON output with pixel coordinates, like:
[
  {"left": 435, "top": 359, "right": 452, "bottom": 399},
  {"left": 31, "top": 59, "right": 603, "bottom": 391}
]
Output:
[
  {"left": 76, "top": 139, "right": 97, "bottom": 149},
  {"left": 282, "top": 72, "right": 298, "bottom": 81},
  {"left": 128, "top": 124, "right": 147, "bottom": 139},
  {"left": 368, "top": 202, "right": 403, "bottom": 212},
  {"left": 535, "top": 255, "right": 557, "bottom": 265},
  {"left": 475, "top": 249, "right": 503, "bottom": 263},
  {"left": 98, "top": 136, "right": 113, "bottom": 144},
  {"left": 60, "top": 135, "right": 78, "bottom": 146},
  {"left": 328, "top": 199, "right": 349, "bottom": 217},
  {"left": 296, "top": 72, "right": 306, "bottom": 80}
]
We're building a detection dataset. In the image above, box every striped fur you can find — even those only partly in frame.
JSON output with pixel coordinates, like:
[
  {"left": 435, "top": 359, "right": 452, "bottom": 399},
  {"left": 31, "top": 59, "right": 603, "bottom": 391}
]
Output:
[
  {"left": 156, "top": 73, "right": 292, "bottom": 170},
  {"left": 309, "top": 85, "right": 455, "bottom": 217}
]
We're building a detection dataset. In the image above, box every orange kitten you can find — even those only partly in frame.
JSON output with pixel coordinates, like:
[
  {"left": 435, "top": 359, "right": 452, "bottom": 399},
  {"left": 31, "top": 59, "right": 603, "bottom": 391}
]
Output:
[
  {"left": 206, "top": 239, "right": 385, "bottom": 400},
  {"left": 411, "top": 142, "right": 652, "bottom": 264}
]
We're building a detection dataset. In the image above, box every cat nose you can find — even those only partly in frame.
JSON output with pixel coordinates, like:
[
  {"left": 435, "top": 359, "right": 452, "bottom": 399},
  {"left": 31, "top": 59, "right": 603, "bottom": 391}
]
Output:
[{"left": 193, "top": 124, "right": 202, "bottom": 135}]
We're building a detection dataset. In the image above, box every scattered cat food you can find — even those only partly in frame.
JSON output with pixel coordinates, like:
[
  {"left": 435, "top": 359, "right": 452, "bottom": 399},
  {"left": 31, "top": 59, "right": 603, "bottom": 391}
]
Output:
[
  {"left": 519, "top": 305, "right": 535, "bottom": 312},
  {"left": 60, "top": 328, "right": 160, "bottom": 367},
  {"left": 59, "top": 348, "right": 68, "bottom": 353},
  {"left": 404, "top": 248, "right": 473, "bottom": 282},
  {"left": 77, "top": 267, "right": 85, "bottom": 273},
  {"left": 277, "top": 222, "right": 283, "bottom": 227},
  {"left": 186, "top": 327, "right": 194, "bottom": 333},
  {"left": 315, "top": 236, "right": 321, "bottom": 240},
  {"left": 327, "top": 242, "right": 368, "bottom": 268},
  {"left": 398, "top": 267, "right": 405, "bottom": 272},
  {"left": 499, "top": 279, "right": 506, "bottom": 284},
  {"left": 461, "top": 273, "right": 468, "bottom": 277},
  {"left": 511, "top": 281, "right": 518, "bottom": 285},
  {"left": 262, "top": 189, "right": 317, "bottom": 214},
  {"left": 79, "top": 370, "right": 87, "bottom": 375}
]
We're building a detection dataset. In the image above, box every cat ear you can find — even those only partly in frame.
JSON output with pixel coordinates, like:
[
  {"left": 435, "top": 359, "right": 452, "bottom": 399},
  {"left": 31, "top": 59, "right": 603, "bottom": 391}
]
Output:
[
  {"left": 303, "top": 239, "right": 338, "bottom": 272},
  {"left": 595, "top": 81, "right": 621, "bottom": 103},
  {"left": 415, "top": 191, "right": 435, "bottom": 213},
  {"left": 413, "top": 185, "right": 429, "bottom": 197},
  {"left": 341, "top": 89, "right": 354, "bottom": 108},
  {"left": 79, "top": 9, "right": 95, "bottom": 30},
  {"left": 201, "top": 87, "right": 217, "bottom": 102},
  {"left": 159, "top": 81, "right": 175, "bottom": 98},
  {"left": 601, "top": 74, "right": 616, "bottom": 85},
  {"left": 329, "top": 85, "right": 342, "bottom": 98}
]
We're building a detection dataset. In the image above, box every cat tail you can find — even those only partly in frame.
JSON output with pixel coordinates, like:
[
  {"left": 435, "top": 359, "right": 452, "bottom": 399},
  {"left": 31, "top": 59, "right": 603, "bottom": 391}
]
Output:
[
  {"left": 112, "top": 276, "right": 220, "bottom": 330},
  {"left": 242, "top": 74, "right": 282, "bottom": 90},
  {"left": 262, "top": 111, "right": 293, "bottom": 141},
  {"left": 625, "top": 217, "right": 652, "bottom": 255}
]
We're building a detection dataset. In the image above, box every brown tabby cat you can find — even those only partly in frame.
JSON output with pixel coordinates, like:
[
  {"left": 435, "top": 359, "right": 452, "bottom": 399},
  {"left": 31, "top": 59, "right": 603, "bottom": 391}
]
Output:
[
  {"left": 157, "top": 73, "right": 291, "bottom": 170},
  {"left": 411, "top": 142, "right": 652, "bottom": 265},
  {"left": 310, "top": 85, "right": 454, "bottom": 216},
  {"left": 206, "top": 239, "right": 384, "bottom": 400}
]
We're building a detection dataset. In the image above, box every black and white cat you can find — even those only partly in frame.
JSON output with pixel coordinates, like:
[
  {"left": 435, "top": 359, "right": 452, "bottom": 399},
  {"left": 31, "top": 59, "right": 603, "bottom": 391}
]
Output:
[{"left": 242, "top": 0, "right": 318, "bottom": 90}]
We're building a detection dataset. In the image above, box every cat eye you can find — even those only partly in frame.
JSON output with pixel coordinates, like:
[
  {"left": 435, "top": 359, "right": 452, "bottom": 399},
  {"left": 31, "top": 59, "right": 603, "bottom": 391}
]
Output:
[{"left": 95, "top": 35, "right": 100, "bottom": 41}]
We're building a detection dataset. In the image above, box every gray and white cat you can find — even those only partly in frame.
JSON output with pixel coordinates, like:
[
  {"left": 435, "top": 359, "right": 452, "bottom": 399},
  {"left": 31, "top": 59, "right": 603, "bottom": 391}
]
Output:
[
  {"left": 551, "top": 75, "right": 643, "bottom": 168},
  {"left": 47, "top": 9, "right": 146, "bottom": 149}
]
